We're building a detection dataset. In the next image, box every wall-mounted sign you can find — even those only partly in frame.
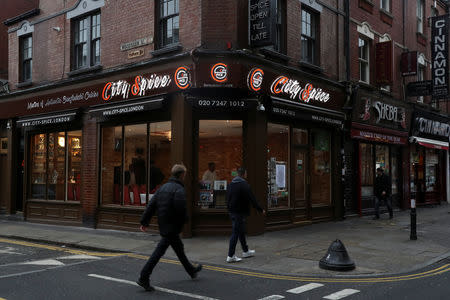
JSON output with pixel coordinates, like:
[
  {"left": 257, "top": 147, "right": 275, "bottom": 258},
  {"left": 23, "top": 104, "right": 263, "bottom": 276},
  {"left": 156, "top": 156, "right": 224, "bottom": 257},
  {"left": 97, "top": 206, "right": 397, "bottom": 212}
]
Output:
[
  {"left": 271, "top": 106, "right": 344, "bottom": 128},
  {"left": 401, "top": 51, "right": 418, "bottom": 76},
  {"left": 174, "top": 66, "right": 191, "bottom": 89},
  {"left": 415, "top": 117, "right": 450, "bottom": 138},
  {"left": 17, "top": 113, "right": 76, "bottom": 128},
  {"left": 270, "top": 76, "right": 331, "bottom": 104},
  {"left": 406, "top": 80, "right": 432, "bottom": 97},
  {"left": 193, "top": 99, "right": 248, "bottom": 110},
  {"left": 431, "top": 15, "right": 449, "bottom": 99},
  {"left": 128, "top": 48, "right": 145, "bottom": 59},
  {"left": 247, "top": 68, "right": 264, "bottom": 92},
  {"left": 359, "top": 98, "right": 406, "bottom": 129},
  {"left": 351, "top": 129, "right": 406, "bottom": 145},
  {"left": 375, "top": 41, "right": 393, "bottom": 85},
  {"left": 211, "top": 63, "right": 228, "bottom": 83},
  {"left": 248, "top": 0, "right": 276, "bottom": 47},
  {"left": 120, "top": 36, "right": 153, "bottom": 51}
]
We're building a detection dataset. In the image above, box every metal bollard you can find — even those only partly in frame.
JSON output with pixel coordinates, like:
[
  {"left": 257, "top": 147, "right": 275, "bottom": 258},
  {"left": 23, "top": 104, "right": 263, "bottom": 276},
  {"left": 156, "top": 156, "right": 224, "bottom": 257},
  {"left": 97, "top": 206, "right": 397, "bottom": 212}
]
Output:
[{"left": 410, "top": 198, "right": 417, "bottom": 240}]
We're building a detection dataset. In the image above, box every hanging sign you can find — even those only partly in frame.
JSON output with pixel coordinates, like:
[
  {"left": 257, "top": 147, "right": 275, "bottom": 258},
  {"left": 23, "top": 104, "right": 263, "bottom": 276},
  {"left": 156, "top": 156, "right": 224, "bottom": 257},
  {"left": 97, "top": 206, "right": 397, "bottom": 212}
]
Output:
[
  {"left": 431, "top": 15, "right": 449, "bottom": 99},
  {"left": 249, "top": 0, "right": 276, "bottom": 47}
]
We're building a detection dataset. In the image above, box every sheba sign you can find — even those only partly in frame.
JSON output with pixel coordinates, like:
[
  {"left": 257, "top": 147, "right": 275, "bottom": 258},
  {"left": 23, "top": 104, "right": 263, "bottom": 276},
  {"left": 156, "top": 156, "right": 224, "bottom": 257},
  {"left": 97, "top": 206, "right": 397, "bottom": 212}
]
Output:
[{"left": 431, "top": 15, "right": 449, "bottom": 99}]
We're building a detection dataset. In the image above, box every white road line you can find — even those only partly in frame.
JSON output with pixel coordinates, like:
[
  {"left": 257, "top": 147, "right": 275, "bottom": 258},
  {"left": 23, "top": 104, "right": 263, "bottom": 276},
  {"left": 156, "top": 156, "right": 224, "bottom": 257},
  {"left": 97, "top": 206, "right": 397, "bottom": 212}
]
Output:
[
  {"left": 258, "top": 295, "right": 285, "bottom": 300},
  {"left": 323, "top": 289, "right": 360, "bottom": 300},
  {"left": 287, "top": 283, "right": 324, "bottom": 294},
  {"left": 20, "top": 259, "right": 65, "bottom": 266},
  {"left": 88, "top": 274, "right": 220, "bottom": 300},
  {"left": 57, "top": 254, "right": 101, "bottom": 260}
]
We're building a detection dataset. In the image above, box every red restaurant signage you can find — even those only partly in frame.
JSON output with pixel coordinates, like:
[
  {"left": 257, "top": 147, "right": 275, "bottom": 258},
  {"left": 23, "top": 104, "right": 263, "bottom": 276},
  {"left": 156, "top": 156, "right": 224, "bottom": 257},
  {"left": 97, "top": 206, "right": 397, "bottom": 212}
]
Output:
[{"left": 351, "top": 129, "right": 407, "bottom": 145}]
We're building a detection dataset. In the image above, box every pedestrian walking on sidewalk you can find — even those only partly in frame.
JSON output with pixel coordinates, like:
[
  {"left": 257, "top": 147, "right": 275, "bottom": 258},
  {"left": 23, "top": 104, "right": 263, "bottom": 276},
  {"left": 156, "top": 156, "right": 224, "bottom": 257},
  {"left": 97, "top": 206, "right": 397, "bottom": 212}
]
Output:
[
  {"left": 373, "top": 167, "right": 393, "bottom": 220},
  {"left": 226, "top": 167, "right": 265, "bottom": 263},
  {"left": 137, "top": 164, "right": 202, "bottom": 291}
]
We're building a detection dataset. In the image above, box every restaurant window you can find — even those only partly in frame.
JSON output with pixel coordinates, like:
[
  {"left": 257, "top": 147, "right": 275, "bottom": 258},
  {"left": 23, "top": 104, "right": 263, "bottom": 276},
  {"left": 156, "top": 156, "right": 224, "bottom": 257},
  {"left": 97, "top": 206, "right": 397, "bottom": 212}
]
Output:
[
  {"left": 390, "top": 149, "right": 399, "bottom": 195},
  {"left": 101, "top": 122, "right": 171, "bottom": 206},
  {"left": 359, "top": 38, "right": 370, "bottom": 83},
  {"left": 19, "top": 35, "right": 32, "bottom": 82},
  {"left": 310, "top": 130, "right": 331, "bottom": 205},
  {"left": 267, "top": 123, "right": 289, "bottom": 208},
  {"left": 72, "top": 12, "right": 101, "bottom": 70},
  {"left": 380, "top": 0, "right": 390, "bottom": 12},
  {"left": 417, "top": 0, "right": 424, "bottom": 34},
  {"left": 360, "top": 143, "right": 374, "bottom": 197},
  {"left": 301, "top": 8, "right": 318, "bottom": 65},
  {"left": 29, "top": 130, "right": 82, "bottom": 201},
  {"left": 198, "top": 120, "right": 242, "bottom": 209},
  {"left": 425, "top": 149, "right": 438, "bottom": 192},
  {"left": 158, "top": 0, "right": 179, "bottom": 48}
]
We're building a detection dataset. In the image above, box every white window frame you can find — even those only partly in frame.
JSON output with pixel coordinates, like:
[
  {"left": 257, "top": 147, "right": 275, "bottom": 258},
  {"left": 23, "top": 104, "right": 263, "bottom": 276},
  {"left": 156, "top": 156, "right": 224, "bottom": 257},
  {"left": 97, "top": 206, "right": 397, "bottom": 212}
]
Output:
[
  {"left": 359, "top": 38, "right": 370, "bottom": 83},
  {"left": 380, "top": 0, "right": 390, "bottom": 13},
  {"left": 417, "top": 0, "right": 424, "bottom": 34}
]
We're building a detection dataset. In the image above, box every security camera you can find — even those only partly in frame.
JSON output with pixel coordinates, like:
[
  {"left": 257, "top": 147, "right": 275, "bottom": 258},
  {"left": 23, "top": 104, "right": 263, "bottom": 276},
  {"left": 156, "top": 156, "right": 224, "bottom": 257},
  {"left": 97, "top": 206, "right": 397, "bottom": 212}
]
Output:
[{"left": 257, "top": 102, "right": 265, "bottom": 111}]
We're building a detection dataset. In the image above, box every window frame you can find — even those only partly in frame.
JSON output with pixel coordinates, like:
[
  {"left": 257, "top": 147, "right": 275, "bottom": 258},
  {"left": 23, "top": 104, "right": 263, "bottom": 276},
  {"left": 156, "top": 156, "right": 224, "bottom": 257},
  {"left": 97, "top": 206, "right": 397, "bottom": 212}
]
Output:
[
  {"left": 72, "top": 11, "right": 101, "bottom": 71},
  {"left": 274, "top": 0, "right": 287, "bottom": 54},
  {"left": 19, "top": 34, "right": 33, "bottom": 83},
  {"left": 301, "top": 8, "right": 319, "bottom": 65},
  {"left": 417, "top": 0, "right": 424, "bottom": 34},
  {"left": 157, "top": 0, "right": 180, "bottom": 49},
  {"left": 358, "top": 37, "right": 370, "bottom": 83},
  {"left": 380, "top": 0, "right": 390, "bottom": 13}
]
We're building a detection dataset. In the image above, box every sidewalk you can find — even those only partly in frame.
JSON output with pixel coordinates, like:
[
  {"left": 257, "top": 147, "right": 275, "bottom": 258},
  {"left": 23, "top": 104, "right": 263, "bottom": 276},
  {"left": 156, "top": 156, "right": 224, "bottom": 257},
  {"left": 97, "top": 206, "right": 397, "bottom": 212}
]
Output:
[{"left": 1, "top": 203, "right": 450, "bottom": 277}]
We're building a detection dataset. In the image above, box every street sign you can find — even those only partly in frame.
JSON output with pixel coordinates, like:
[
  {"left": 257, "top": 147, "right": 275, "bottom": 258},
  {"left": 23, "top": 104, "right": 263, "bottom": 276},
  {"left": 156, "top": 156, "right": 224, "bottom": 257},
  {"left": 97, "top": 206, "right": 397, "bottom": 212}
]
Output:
[{"left": 406, "top": 80, "right": 432, "bottom": 97}]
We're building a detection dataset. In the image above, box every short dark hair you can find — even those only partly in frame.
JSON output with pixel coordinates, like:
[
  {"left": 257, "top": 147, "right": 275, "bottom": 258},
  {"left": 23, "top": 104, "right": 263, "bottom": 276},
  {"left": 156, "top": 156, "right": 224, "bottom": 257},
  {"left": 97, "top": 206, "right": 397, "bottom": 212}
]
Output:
[
  {"left": 237, "top": 167, "right": 246, "bottom": 176},
  {"left": 377, "top": 167, "right": 384, "bottom": 173},
  {"left": 208, "top": 162, "right": 215, "bottom": 167}
]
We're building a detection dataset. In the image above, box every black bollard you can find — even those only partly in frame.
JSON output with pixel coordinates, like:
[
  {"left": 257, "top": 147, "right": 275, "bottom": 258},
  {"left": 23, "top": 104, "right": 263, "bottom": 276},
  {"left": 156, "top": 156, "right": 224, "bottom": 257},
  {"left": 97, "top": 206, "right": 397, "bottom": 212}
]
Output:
[{"left": 410, "top": 198, "right": 417, "bottom": 240}]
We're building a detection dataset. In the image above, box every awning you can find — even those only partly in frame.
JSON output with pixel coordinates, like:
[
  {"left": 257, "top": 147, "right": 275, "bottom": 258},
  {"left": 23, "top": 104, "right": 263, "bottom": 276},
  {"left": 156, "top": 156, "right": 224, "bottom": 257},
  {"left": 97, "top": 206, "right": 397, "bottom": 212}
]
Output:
[
  {"left": 409, "top": 136, "right": 449, "bottom": 150},
  {"left": 17, "top": 111, "right": 77, "bottom": 128},
  {"left": 89, "top": 97, "right": 164, "bottom": 117}
]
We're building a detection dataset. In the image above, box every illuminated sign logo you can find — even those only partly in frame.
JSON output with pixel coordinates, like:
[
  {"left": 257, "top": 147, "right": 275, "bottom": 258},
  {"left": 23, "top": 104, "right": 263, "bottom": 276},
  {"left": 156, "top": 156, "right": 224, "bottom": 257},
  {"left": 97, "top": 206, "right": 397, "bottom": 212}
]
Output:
[
  {"left": 211, "top": 63, "right": 228, "bottom": 82},
  {"left": 102, "top": 74, "right": 171, "bottom": 101},
  {"left": 174, "top": 66, "right": 190, "bottom": 89},
  {"left": 270, "top": 76, "right": 331, "bottom": 103},
  {"left": 360, "top": 98, "right": 407, "bottom": 129},
  {"left": 247, "top": 68, "right": 264, "bottom": 92}
]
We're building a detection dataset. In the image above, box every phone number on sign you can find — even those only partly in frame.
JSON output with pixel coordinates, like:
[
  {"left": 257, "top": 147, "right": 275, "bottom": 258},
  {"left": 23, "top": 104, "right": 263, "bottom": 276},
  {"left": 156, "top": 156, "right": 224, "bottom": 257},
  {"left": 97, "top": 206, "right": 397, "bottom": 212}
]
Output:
[{"left": 196, "top": 100, "right": 246, "bottom": 108}]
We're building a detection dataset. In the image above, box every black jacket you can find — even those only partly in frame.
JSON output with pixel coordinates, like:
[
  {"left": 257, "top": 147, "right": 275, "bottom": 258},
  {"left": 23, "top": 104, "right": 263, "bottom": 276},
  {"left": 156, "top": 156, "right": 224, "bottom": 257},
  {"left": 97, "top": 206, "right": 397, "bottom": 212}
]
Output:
[
  {"left": 374, "top": 173, "right": 391, "bottom": 198},
  {"left": 227, "top": 176, "right": 263, "bottom": 216},
  {"left": 140, "top": 177, "right": 188, "bottom": 236}
]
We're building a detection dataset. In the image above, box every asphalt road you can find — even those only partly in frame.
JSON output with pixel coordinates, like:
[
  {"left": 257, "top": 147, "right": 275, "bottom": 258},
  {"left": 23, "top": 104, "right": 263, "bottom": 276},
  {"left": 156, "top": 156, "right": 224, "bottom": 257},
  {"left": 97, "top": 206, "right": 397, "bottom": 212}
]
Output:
[{"left": 0, "top": 238, "right": 449, "bottom": 300}]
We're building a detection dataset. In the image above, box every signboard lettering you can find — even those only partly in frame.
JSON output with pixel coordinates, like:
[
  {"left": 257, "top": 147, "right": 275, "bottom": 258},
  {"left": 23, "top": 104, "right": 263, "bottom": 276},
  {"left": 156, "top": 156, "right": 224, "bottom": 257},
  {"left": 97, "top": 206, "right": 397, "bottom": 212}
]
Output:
[
  {"left": 102, "top": 74, "right": 171, "bottom": 101},
  {"left": 249, "top": 0, "right": 275, "bottom": 47},
  {"left": 270, "top": 76, "right": 331, "bottom": 103},
  {"left": 417, "top": 117, "right": 450, "bottom": 137},
  {"left": 406, "top": 80, "right": 432, "bottom": 97},
  {"left": 431, "top": 15, "right": 449, "bottom": 98},
  {"left": 120, "top": 37, "right": 153, "bottom": 51},
  {"left": 359, "top": 98, "right": 406, "bottom": 129}
]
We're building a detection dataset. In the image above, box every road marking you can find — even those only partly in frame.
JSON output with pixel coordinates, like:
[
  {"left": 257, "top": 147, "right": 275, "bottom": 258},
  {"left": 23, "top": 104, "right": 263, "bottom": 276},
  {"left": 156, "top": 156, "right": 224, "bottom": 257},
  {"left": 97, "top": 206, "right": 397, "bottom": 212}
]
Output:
[
  {"left": 287, "top": 283, "right": 324, "bottom": 294},
  {"left": 88, "top": 274, "right": 220, "bottom": 300},
  {"left": 323, "top": 289, "right": 360, "bottom": 299},
  {"left": 21, "top": 259, "right": 65, "bottom": 266},
  {"left": 0, "top": 246, "right": 24, "bottom": 255},
  {"left": 57, "top": 254, "right": 101, "bottom": 260},
  {"left": 258, "top": 295, "right": 285, "bottom": 300}
]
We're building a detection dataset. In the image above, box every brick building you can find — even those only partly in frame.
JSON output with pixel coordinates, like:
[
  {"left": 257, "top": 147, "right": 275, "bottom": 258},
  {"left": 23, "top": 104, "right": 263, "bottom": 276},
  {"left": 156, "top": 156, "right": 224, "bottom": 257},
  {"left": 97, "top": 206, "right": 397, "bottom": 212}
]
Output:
[{"left": 0, "top": 0, "right": 448, "bottom": 234}]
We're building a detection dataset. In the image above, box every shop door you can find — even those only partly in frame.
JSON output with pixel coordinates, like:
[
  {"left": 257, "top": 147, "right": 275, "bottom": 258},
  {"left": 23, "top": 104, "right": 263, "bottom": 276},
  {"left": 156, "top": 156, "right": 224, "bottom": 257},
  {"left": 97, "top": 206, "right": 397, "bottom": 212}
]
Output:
[
  {"left": 293, "top": 147, "right": 309, "bottom": 221},
  {"left": 16, "top": 135, "right": 24, "bottom": 211}
]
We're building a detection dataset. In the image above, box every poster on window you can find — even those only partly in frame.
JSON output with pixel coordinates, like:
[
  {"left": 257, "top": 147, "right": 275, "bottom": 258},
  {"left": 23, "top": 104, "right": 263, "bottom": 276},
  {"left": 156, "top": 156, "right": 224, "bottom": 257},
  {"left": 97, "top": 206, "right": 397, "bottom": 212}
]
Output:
[{"left": 275, "top": 163, "right": 286, "bottom": 189}]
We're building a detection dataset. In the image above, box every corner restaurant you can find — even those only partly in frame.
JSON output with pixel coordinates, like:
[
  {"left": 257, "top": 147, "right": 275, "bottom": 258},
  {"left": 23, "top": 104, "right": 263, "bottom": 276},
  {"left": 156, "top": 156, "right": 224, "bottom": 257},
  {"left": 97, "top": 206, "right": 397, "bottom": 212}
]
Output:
[{"left": 0, "top": 52, "right": 346, "bottom": 235}]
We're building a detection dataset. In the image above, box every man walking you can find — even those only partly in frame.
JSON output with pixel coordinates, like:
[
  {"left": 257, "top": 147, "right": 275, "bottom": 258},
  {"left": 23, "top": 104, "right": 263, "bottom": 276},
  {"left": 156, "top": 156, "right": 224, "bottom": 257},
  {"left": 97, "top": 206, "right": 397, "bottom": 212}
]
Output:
[
  {"left": 137, "top": 164, "right": 202, "bottom": 291},
  {"left": 226, "top": 167, "right": 265, "bottom": 263},
  {"left": 374, "top": 167, "right": 393, "bottom": 220}
]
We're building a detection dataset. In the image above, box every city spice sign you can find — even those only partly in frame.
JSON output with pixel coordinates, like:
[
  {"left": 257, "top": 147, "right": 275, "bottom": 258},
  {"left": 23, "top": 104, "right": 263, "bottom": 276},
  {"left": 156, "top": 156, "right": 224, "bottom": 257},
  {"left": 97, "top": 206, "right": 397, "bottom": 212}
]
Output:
[{"left": 270, "top": 76, "right": 331, "bottom": 103}]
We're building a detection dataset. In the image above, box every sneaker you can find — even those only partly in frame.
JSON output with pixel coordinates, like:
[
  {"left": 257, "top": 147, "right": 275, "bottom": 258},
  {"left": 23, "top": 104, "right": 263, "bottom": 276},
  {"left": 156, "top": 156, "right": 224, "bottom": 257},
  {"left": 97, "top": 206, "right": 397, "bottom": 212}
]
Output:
[
  {"left": 190, "top": 264, "right": 203, "bottom": 279},
  {"left": 242, "top": 249, "right": 255, "bottom": 258},
  {"left": 136, "top": 277, "right": 155, "bottom": 292},
  {"left": 226, "top": 255, "right": 242, "bottom": 263}
]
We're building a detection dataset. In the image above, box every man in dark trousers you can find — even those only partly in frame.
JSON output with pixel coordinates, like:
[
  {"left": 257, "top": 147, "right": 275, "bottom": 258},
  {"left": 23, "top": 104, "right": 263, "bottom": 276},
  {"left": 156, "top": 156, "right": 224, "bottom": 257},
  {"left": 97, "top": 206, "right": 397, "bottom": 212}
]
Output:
[
  {"left": 226, "top": 167, "right": 265, "bottom": 263},
  {"left": 374, "top": 167, "right": 393, "bottom": 220},
  {"left": 137, "top": 164, "right": 202, "bottom": 291}
]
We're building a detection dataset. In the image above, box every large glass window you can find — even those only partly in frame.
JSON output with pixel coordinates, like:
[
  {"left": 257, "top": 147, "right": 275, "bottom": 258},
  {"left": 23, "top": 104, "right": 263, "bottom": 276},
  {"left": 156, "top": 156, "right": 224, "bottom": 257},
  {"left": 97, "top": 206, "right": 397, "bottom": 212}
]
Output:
[
  {"left": 425, "top": 149, "right": 438, "bottom": 192},
  {"left": 20, "top": 35, "right": 32, "bottom": 82},
  {"left": 101, "top": 122, "right": 171, "bottom": 206},
  {"left": 301, "top": 9, "right": 317, "bottom": 65},
  {"left": 159, "top": 0, "right": 179, "bottom": 48},
  {"left": 73, "top": 12, "right": 101, "bottom": 70},
  {"left": 360, "top": 143, "right": 374, "bottom": 197},
  {"left": 310, "top": 130, "right": 331, "bottom": 205},
  {"left": 267, "top": 123, "right": 289, "bottom": 208},
  {"left": 198, "top": 120, "right": 242, "bottom": 209},
  {"left": 29, "top": 131, "right": 82, "bottom": 201},
  {"left": 359, "top": 38, "right": 369, "bottom": 83}
]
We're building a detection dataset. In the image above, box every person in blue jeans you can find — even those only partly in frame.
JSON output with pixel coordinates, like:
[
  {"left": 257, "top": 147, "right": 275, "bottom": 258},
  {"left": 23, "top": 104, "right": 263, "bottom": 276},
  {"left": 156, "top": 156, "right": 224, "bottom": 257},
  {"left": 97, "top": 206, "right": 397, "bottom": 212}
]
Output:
[{"left": 226, "top": 167, "right": 265, "bottom": 263}]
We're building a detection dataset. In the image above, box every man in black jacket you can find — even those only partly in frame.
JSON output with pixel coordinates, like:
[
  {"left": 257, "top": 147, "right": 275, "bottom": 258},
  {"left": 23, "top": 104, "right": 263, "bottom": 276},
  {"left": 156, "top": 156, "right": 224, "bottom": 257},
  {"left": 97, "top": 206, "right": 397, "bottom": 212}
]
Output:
[
  {"left": 374, "top": 167, "right": 393, "bottom": 220},
  {"left": 137, "top": 164, "right": 202, "bottom": 291},
  {"left": 226, "top": 167, "right": 265, "bottom": 263}
]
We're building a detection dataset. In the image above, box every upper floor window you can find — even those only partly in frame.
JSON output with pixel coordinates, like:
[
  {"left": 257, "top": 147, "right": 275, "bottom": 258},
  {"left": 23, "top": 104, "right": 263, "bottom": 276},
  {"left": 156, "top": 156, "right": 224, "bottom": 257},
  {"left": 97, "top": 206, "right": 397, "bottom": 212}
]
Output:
[
  {"left": 72, "top": 12, "right": 101, "bottom": 70},
  {"left": 301, "top": 8, "right": 318, "bottom": 65},
  {"left": 20, "top": 35, "right": 32, "bottom": 82},
  {"left": 417, "top": 64, "right": 425, "bottom": 103},
  {"left": 380, "top": 0, "right": 390, "bottom": 12},
  {"left": 274, "top": 0, "right": 286, "bottom": 54},
  {"left": 417, "top": 0, "right": 424, "bottom": 34},
  {"left": 158, "top": 0, "right": 179, "bottom": 48},
  {"left": 359, "top": 38, "right": 370, "bottom": 83}
]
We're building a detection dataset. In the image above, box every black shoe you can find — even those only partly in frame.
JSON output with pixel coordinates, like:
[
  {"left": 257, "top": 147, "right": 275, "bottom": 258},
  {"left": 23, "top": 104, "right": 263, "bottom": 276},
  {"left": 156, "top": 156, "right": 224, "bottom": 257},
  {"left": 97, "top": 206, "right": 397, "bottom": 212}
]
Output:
[
  {"left": 190, "top": 264, "right": 203, "bottom": 279},
  {"left": 137, "top": 278, "right": 155, "bottom": 292},
  {"left": 373, "top": 216, "right": 379, "bottom": 220}
]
